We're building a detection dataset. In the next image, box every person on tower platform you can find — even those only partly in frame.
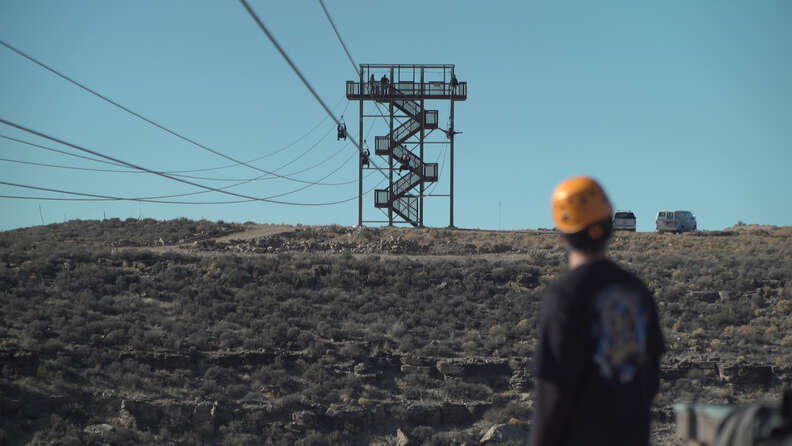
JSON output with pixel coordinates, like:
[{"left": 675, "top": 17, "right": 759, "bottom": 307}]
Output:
[{"left": 380, "top": 74, "right": 389, "bottom": 96}]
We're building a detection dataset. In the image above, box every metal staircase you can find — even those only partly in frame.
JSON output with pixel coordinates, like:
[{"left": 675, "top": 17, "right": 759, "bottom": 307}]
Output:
[
  {"left": 346, "top": 64, "right": 466, "bottom": 227},
  {"left": 373, "top": 87, "right": 438, "bottom": 226}
]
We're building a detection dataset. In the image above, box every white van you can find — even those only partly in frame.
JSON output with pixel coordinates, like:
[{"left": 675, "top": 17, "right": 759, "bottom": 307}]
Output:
[
  {"left": 613, "top": 211, "right": 637, "bottom": 232},
  {"left": 656, "top": 210, "right": 696, "bottom": 233}
]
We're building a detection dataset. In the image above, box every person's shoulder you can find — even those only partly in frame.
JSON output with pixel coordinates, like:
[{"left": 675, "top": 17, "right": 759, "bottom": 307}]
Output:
[
  {"left": 542, "top": 269, "right": 579, "bottom": 310},
  {"left": 546, "top": 266, "right": 578, "bottom": 292},
  {"left": 601, "top": 259, "right": 656, "bottom": 304},
  {"left": 558, "top": 259, "right": 608, "bottom": 287}
]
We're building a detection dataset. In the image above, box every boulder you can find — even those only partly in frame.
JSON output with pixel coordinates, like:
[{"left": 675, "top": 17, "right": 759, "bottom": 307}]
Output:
[
  {"left": 401, "top": 354, "right": 437, "bottom": 376},
  {"left": 398, "top": 401, "right": 475, "bottom": 426},
  {"left": 291, "top": 409, "right": 318, "bottom": 428},
  {"left": 662, "top": 359, "right": 720, "bottom": 381},
  {"left": 509, "top": 368, "right": 532, "bottom": 392},
  {"left": 479, "top": 423, "right": 529, "bottom": 444},
  {"left": 719, "top": 362, "right": 773, "bottom": 387},
  {"left": 395, "top": 428, "right": 410, "bottom": 446},
  {"left": 157, "top": 399, "right": 193, "bottom": 428},
  {"left": 240, "top": 401, "right": 285, "bottom": 424},
  {"left": 119, "top": 399, "right": 218, "bottom": 432},
  {"left": 436, "top": 357, "right": 511, "bottom": 387},
  {"left": 772, "top": 365, "right": 792, "bottom": 382},
  {"left": 325, "top": 405, "right": 369, "bottom": 432},
  {"left": 354, "top": 362, "right": 379, "bottom": 382},
  {"left": 192, "top": 400, "right": 217, "bottom": 434},
  {"left": 83, "top": 423, "right": 114, "bottom": 440},
  {"left": 515, "top": 271, "right": 539, "bottom": 288},
  {"left": 120, "top": 400, "right": 159, "bottom": 430}
]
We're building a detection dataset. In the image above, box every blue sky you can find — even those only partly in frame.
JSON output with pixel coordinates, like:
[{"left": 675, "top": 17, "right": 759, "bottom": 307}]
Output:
[{"left": 1, "top": 1, "right": 790, "bottom": 231}]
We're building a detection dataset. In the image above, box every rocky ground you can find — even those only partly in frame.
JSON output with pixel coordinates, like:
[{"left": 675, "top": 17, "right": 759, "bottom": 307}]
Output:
[{"left": 1, "top": 220, "right": 790, "bottom": 445}]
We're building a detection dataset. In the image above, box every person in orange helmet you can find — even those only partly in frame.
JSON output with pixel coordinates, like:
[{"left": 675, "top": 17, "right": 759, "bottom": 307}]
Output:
[{"left": 531, "top": 176, "right": 666, "bottom": 446}]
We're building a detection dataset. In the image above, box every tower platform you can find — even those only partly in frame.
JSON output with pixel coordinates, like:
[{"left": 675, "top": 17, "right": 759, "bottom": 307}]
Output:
[
  {"left": 346, "top": 64, "right": 467, "bottom": 101},
  {"left": 346, "top": 80, "right": 467, "bottom": 101}
]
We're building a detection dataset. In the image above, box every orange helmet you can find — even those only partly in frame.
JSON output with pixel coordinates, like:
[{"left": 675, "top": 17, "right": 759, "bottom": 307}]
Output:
[{"left": 551, "top": 176, "right": 613, "bottom": 235}]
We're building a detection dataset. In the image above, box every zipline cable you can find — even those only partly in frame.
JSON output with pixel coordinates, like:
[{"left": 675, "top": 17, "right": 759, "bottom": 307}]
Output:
[
  {"left": 0, "top": 173, "right": 387, "bottom": 205},
  {"left": 0, "top": 133, "right": 130, "bottom": 169},
  {"left": 0, "top": 124, "right": 387, "bottom": 204},
  {"left": 317, "top": 0, "right": 442, "bottom": 185},
  {"left": 0, "top": 117, "right": 373, "bottom": 206},
  {"left": 1, "top": 112, "right": 355, "bottom": 190},
  {"left": 238, "top": 0, "right": 389, "bottom": 183},
  {"left": 315, "top": 4, "right": 397, "bottom": 151},
  {"left": 318, "top": 0, "right": 357, "bottom": 72},
  {"left": 1, "top": 114, "right": 379, "bottom": 186},
  {"left": 136, "top": 117, "right": 378, "bottom": 200},
  {"left": 0, "top": 38, "right": 344, "bottom": 183}
]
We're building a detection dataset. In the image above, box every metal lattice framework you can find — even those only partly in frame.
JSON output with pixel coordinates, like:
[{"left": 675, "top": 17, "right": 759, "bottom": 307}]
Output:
[{"left": 346, "top": 64, "right": 467, "bottom": 227}]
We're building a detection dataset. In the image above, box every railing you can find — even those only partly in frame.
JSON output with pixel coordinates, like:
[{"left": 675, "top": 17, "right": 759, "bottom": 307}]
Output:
[
  {"left": 387, "top": 81, "right": 467, "bottom": 98},
  {"left": 393, "top": 99, "right": 420, "bottom": 117},
  {"left": 374, "top": 120, "right": 422, "bottom": 154},
  {"left": 375, "top": 190, "right": 419, "bottom": 224},
  {"left": 385, "top": 86, "right": 439, "bottom": 127},
  {"left": 392, "top": 172, "right": 421, "bottom": 198},
  {"left": 373, "top": 112, "right": 436, "bottom": 154},
  {"left": 374, "top": 190, "right": 389, "bottom": 207},
  {"left": 422, "top": 163, "right": 438, "bottom": 181},
  {"left": 374, "top": 160, "right": 436, "bottom": 206},
  {"left": 388, "top": 87, "right": 438, "bottom": 127},
  {"left": 424, "top": 110, "right": 438, "bottom": 128},
  {"left": 391, "top": 163, "right": 438, "bottom": 200},
  {"left": 391, "top": 145, "right": 419, "bottom": 167},
  {"left": 374, "top": 136, "right": 389, "bottom": 154},
  {"left": 392, "top": 119, "right": 420, "bottom": 143},
  {"left": 346, "top": 81, "right": 467, "bottom": 99},
  {"left": 393, "top": 195, "right": 418, "bottom": 224},
  {"left": 373, "top": 193, "right": 420, "bottom": 225},
  {"left": 388, "top": 87, "right": 423, "bottom": 120}
]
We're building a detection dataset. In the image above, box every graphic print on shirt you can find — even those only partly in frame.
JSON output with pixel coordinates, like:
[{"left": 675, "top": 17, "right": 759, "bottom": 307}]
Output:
[{"left": 591, "top": 285, "right": 648, "bottom": 383}]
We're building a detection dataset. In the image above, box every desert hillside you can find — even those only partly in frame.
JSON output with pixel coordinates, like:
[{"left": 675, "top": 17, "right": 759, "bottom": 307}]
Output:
[{"left": 1, "top": 219, "right": 790, "bottom": 445}]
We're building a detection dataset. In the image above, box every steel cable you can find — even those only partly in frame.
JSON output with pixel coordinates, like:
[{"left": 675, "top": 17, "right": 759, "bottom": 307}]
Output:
[
  {"left": 0, "top": 117, "right": 376, "bottom": 205},
  {"left": 0, "top": 38, "right": 348, "bottom": 184}
]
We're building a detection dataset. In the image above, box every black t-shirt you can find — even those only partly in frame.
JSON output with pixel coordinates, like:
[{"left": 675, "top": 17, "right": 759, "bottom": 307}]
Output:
[{"left": 531, "top": 259, "right": 666, "bottom": 446}]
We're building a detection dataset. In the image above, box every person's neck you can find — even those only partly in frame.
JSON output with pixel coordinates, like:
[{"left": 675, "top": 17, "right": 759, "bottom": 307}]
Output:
[{"left": 568, "top": 250, "right": 606, "bottom": 269}]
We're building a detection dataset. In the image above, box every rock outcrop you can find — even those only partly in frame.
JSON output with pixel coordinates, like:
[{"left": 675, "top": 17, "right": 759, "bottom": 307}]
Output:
[
  {"left": 718, "top": 362, "right": 774, "bottom": 387},
  {"left": 119, "top": 399, "right": 217, "bottom": 433},
  {"left": 480, "top": 423, "right": 530, "bottom": 444},
  {"left": 436, "top": 357, "right": 512, "bottom": 388}
]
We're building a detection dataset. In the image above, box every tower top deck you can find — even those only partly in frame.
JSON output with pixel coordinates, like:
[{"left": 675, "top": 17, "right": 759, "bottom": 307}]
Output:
[
  {"left": 360, "top": 64, "right": 456, "bottom": 69},
  {"left": 346, "top": 63, "right": 467, "bottom": 101}
]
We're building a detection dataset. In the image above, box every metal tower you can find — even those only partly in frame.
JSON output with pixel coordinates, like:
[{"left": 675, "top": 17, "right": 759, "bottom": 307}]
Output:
[{"left": 346, "top": 64, "right": 467, "bottom": 227}]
